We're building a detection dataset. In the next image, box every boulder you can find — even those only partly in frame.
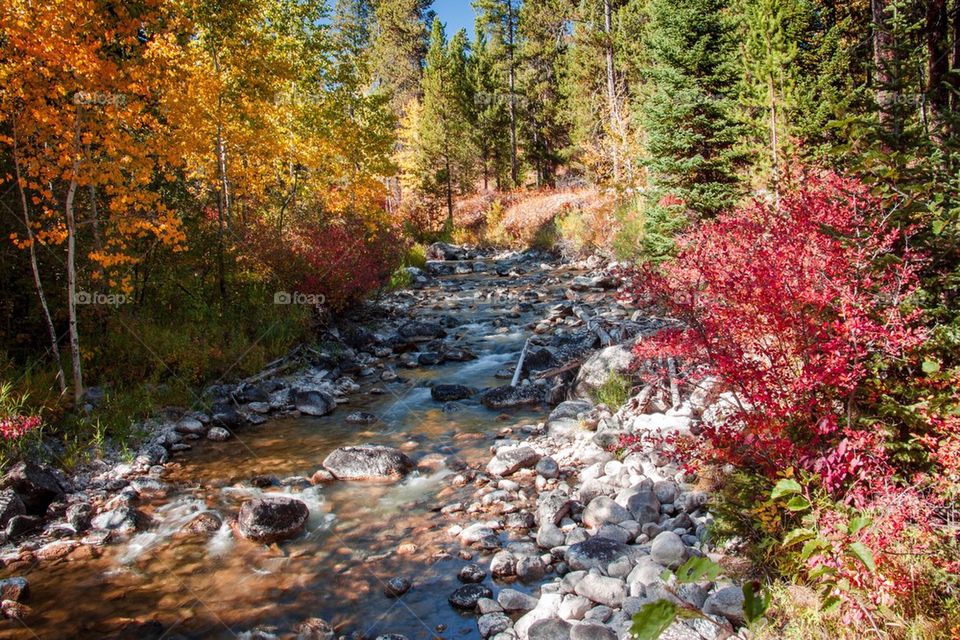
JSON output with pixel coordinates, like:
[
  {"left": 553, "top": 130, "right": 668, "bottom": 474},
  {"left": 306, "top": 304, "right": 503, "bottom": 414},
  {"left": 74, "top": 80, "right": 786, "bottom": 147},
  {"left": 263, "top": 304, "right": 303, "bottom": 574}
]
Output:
[
  {"left": 703, "top": 586, "right": 746, "bottom": 625},
  {"left": 431, "top": 384, "right": 475, "bottom": 402},
  {"left": 0, "top": 490, "right": 25, "bottom": 529},
  {"left": 383, "top": 577, "right": 412, "bottom": 598},
  {"left": 570, "top": 622, "right": 616, "bottom": 640},
  {"left": 498, "top": 588, "right": 538, "bottom": 612},
  {"left": 458, "top": 563, "right": 486, "bottom": 583},
  {"left": 480, "top": 384, "right": 546, "bottom": 410},
  {"left": 487, "top": 446, "right": 541, "bottom": 476},
  {"left": 236, "top": 496, "right": 309, "bottom": 543},
  {"left": 293, "top": 389, "right": 336, "bottom": 416},
  {"left": 537, "top": 490, "right": 574, "bottom": 526},
  {"left": 427, "top": 242, "right": 471, "bottom": 261},
  {"left": 546, "top": 400, "right": 593, "bottom": 437},
  {"left": 2, "top": 462, "right": 64, "bottom": 515},
  {"left": 322, "top": 445, "right": 414, "bottom": 481},
  {"left": 528, "top": 618, "right": 572, "bottom": 640},
  {"left": 573, "top": 344, "right": 634, "bottom": 399},
  {"left": 478, "top": 613, "right": 512, "bottom": 639},
  {"left": 449, "top": 584, "right": 493, "bottom": 611},
  {"left": 564, "top": 537, "right": 635, "bottom": 572},
  {"left": 574, "top": 574, "right": 627, "bottom": 607},
  {"left": 650, "top": 531, "right": 688, "bottom": 569},
  {"left": 535, "top": 457, "right": 560, "bottom": 479},
  {"left": 581, "top": 496, "right": 631, "bottom": 529}
]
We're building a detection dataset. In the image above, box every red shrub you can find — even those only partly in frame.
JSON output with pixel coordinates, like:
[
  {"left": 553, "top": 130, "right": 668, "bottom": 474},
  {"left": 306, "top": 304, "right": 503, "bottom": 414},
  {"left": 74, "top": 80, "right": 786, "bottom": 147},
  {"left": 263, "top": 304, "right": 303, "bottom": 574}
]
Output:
[{"left": 621, "top": 170, "right": 925, "bottom": 493}]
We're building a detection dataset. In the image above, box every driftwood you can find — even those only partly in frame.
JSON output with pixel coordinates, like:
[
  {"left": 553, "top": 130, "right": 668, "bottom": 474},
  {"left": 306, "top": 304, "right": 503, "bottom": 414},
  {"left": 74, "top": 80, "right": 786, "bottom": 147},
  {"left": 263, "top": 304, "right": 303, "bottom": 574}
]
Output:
[
  {"left": 535, "top": 358, "right": 587, "bottom": 380},
  {"left": 667, "top": 357, "right": 680, "bottom": 409},
  {"left": 240, "top": 357, "right": 299, "bottom": 385},
  {"left": 572, "top": 305, "right": 613, "bottom": 347},
  {"left": 511, "top": 337, "right": 532, "bottom": 387}
]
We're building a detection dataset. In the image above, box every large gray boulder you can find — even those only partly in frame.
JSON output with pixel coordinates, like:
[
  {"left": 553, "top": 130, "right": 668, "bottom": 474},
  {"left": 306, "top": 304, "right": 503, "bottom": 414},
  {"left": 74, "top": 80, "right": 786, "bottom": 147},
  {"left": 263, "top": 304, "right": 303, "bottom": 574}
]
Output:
[
  {"left": 322, "top": 445, "right": 414, "bottom": 481},
  {"left": 236, "top": 496, "right": 308, "bottom": 543},
  {"left": 487, "top": 446, "right": 541, "bottom": 476},
  {"left": 480, "top": 384, "right": 547, "bottom": 410},
  {"left": 564, "top": 536, "right": 636, "bottom": 572},
  {"left": 293, "top": 388, "right": 336, "bottom": 416},
  {"left": 2, "top": 462, "right": 64, "bottom": 515},
  {"left": 573, "top": 344, "right": 634, "bottom": 400}
]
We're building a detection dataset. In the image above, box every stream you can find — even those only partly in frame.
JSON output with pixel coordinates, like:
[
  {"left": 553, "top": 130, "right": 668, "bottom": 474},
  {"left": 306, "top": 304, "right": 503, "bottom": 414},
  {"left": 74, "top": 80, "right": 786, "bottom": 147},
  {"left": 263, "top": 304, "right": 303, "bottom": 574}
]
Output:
[{"left": 0, "top": 254, "right": 581, "bottom": 639}]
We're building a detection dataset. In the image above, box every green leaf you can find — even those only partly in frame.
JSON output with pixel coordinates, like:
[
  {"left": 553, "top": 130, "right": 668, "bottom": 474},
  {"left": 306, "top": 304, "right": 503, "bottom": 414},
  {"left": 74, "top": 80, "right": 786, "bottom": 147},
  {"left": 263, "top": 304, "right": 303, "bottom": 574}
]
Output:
[
  {"left": 846, "top": 541, "right": 876, "bottom": 573},
  {"left": 807, "top": 565, "right": 836, "bottom": 581},
  {"left": 922, "top": 359, "right": 941, "bottom": 374},
  {"left": 847, "top": 516, "right": 872, "bottom": 536},
  {"left": 770, "top": 479, "right": 802, "bottom": 499},
  {"left": 821, "top": 595, "right": 842, "bottom": 614},
  {"left": 742, "top": 581, "right": 770, "bottom": 624},
  {"left": 630, "top": 600, "right": 679, "bottom": 640},
  {"left": 800, "top": 538, "right": 830, "bottom": 561},
  {"left": 674, "top": 556, "right": 722, "bottom": 583},
  {"left": 782, "top": 528, "right": 815, "bottom": 547},
  {"left": 786, "top": 495, "right": 811, "bottom": 511},
  {"left": 659, "top": 569, "right": 673, "bottom": 582}
]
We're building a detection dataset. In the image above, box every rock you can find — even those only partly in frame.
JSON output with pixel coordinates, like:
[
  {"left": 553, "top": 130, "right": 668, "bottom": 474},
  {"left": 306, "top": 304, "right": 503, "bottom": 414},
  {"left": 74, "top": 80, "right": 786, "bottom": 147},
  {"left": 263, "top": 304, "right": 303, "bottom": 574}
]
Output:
[
  {"left": 427, "top": 242, "right": 471, "bottom": 261},
  {"left": 557, "top": 595, "right": 592, "bottom": 621},
  {"left": 516, "top": 556, "right": 546, "bottom": 582},
  {"left": 459, "top": 563, "right": 486, "bottom": 583},
  {"left": 478, "top": 613, "right": 512, "bottom": 639},
  {"left": 0, "top": 578, "right": 28, "bottom": 602},
  {"left": 627, "top": 557, "right": 667, "bottom": 588},
  {"left": 650, "top": 531, "right": 688, "bottom": 569},
  {"left": 345, "top": 411, "right": 379, "bottom": 425},
  {"left": 620, "top": 488, "right": 660, "bottom": 525},
  {"left": 89, "top": 506, "right": 149, "bottom": 536},
  {"left": 322, "top": 445, "right": 414, "bottom": 481},
  {"left": 573, "top": 344, "right": 634, "bottom": 399},
  {"left": 236, "top": 496, "right": 308, "bottom": 543},
  {"left": 487, "top": 446, "right": 541, "bottom": 476},
  {"left": 535, "top": 457, "right": 560, "bottom": 479},
  {"left": 293, "top": 389, "right": 336, "bottom": 416},
  {"left": 547, "top": 400, "right": 593, "bottom": 437},
  {"left": 449, "top": 584, "right": 493, "bottom": 611},
  {"left": 65, "top": 502, "right": 92, "bottom": 532},
  {"left": 2, "top": 461, "right": 64, "bottom": 515},
  {"left": 498, "top": 588, "right": 538, "bottom": 612},
  {"left": 174, "top": 417, "right": 206, "bottom": 435},
  {"left": 384, "top": 577, "right": 412, "bottom": 598},
  {"left": 490, "top": 550, "right": 516, "bottom": 578},
  {"left": 460, "top": 523, "right": 497, "bottom": 544},
  {"left": 528, "top": 618, "right": 572, "bottom": 640},
  {"left": 703, "top": 586, "right": 746, "bottom": 625},
  {"left": 480, "top": 385, "right": 546, "bottom": 410},
  {"left": 570, "top": 622, "right": 616, "bottom": 640},
  {"left": 0, "top": 490, "right": 25, "bottom": 529},
  {"left": 295, "top": 618, "right": 335, "bottom": 640},
  {"left": 537, "top": 490, "right": 573, "bottom": 526},
  {"left": 515, "top": 593, "right": 563, "bottom": 639},
  {"left": 536, "top": 523, "right": 566, "bottom": 549},
  {"left": 653, "top": 481, "right": 678, "bottom": 504},
  {"left": 564, "top": 537, "right": 635, "bottom": 572},
  {"left": 182, "top": 511, "right": 223, "bottom": 535},
  {"left": 581, "top": 496, "right": 631, "bottom": 529},
  {"left": 574, "top": 574, "right": 626, "bottom": 607},
  {"left": 398, "top": 320, "right": 447, "bottom": 342},
  {"left": 207, "top": 426, "right": 232, "bottom": 441},
  {"left": 431, "top": 384, "right": 475, "bottom": 402},
  {"left": 1, "top": 599, "right": 30, "bottom": 620}
]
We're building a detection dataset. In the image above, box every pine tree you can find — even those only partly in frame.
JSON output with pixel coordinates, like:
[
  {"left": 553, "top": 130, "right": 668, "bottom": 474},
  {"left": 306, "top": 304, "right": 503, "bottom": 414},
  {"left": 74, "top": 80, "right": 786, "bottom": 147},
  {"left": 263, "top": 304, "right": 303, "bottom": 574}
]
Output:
[
  {"left": 469, "top": 32, "right": 513, "bottom": 189},
  {"left": 369, "top": 0, "right": 432, "bottom": 114},
  {"left": 641, "top": 0, "right": 744, "bottom": 218}
]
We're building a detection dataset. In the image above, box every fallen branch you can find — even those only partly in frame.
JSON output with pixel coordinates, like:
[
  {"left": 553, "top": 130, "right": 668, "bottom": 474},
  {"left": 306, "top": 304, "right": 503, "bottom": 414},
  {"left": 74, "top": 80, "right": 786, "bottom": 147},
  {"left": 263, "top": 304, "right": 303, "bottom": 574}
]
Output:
[
  {"left": 511, "top": 337, "right": 532, "bottom": 387},
  {"left": 572, "top": 305, "right": 613, "bottom": 347}
]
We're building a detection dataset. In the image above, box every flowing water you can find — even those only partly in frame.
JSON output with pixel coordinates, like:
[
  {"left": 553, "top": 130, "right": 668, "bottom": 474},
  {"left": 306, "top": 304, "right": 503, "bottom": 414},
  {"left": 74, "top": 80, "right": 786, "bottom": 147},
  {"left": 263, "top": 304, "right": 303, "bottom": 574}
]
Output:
[{"left": 1, "top": 261, "right": 569, "bottom": 640}]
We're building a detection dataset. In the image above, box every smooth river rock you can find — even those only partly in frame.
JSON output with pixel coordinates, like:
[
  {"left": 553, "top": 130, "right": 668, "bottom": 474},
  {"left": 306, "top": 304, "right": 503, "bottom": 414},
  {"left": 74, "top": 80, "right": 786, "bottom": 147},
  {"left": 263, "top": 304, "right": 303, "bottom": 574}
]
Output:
[
  {"left": 236, "top": 496, "right": 309, "bottom": 543},
  {"left": 322, "top": 445, "right": 414, "bottom": 481}
]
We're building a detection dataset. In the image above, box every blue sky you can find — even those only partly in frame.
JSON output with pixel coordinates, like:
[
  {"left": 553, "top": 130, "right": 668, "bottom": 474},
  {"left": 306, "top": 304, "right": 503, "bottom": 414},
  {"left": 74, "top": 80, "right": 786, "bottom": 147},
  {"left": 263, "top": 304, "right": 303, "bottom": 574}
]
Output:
[{"left": 432, "top": 0, "right": 476, "bottom": 37}]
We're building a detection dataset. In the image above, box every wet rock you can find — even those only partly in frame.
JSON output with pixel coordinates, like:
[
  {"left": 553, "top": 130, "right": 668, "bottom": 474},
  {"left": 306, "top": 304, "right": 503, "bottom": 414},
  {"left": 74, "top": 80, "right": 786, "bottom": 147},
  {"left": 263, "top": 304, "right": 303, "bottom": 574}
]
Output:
[
  {"left": 174, "top": 417, "right": 206, "bottom": 435},
  {"left": 236, "top": 496, "right": 309, "bottom": 543},
  {"left": 384, "top": 577, "right": 412, "bottom": 598},
  {"left": 129, "top": 477, "right": 169, "bottom": 498},
  {"left": 210, "top": 402, "right": 244, "bottom": 429},
  {"left": 449, "top": 584, "right": 493, "bottom": 611},
  {"left": 480, "top": 384, "right": 546, "bottom": 410},
  {"left": 90, "top": 506, "right": 150, "bottom": 536},
  {"left": 516, "top": 555, "right": 546, "bottom": 582},
  {"left": 398, "top": 320, "right": 447, "bottom": 342},
  {"left": 293, "top": 389, "right": 336, "bottom": 416},
  {"left": 528, "top": 618, "right": 572, "bottom": 640},
  {"left": 2, "top": 461, "right": 64, "bottom": 515},
  {"left": 35, "top": 540, "right": 76, "bottom": 562},
  {"left": 0, "top": 578, "right": 28, "bottom": 602},
  {"left": 65, "top": 502, "right": 92, "bottom": 532},
  {"left": 564, "top": 537, "right": 634, "bottom": 572},
  {"left": 295, "top": 617, "right": 335, "bottom": 640},
  {"left": 0, "top": 490, "right": 25, "bottom": 529},
  {"left": 650, "top": 531, "right": 688, "bottom": 569},
  {"left": 0, "top": 599, "right": 30, "bottom": 620},
  {"left": 182, "top": 511, "right": 223, "bottom": 535},
  {"left": 703, "top": 586, "right": 745, "bottom": 625},
  {"left": 345, "top": 411, "right": 379, "bottom": 425},
  {"left": 431, "top": 384, "right": 475, "bottom": 402},
  {"left": 490, "top": 550, "right": 517, "bottom": 578},
  {"left": 207, "top": 426, "right": 232, "bottom": 442},
  {"left": 322, "top": 445, "right": 414, "bottom": 481},
  {"left": 458, "top": 563, "right": 486, "bottom": 583},
  {"left": 487, "top": 446, "right": 540, "bottom": 476}
]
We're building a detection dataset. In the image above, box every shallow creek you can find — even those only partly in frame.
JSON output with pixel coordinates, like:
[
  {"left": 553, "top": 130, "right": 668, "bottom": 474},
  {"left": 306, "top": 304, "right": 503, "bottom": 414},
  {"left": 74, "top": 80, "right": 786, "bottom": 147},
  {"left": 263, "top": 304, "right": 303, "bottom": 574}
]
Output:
[{"left": 1, "top": 261, "right": 575, "bottom": 639}]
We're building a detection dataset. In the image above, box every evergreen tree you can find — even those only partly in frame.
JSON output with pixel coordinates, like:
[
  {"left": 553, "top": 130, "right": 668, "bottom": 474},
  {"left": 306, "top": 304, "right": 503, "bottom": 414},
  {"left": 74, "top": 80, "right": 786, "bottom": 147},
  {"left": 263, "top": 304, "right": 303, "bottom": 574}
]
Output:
[
  {"left": 369, "top": 0, "right": 432, "bottom": 114},
  {"left": 641, "top": 0, "right": 744, "bottom": 218},
  {"left": 469, "top": 32, "right": 513, "bottom": 189}
]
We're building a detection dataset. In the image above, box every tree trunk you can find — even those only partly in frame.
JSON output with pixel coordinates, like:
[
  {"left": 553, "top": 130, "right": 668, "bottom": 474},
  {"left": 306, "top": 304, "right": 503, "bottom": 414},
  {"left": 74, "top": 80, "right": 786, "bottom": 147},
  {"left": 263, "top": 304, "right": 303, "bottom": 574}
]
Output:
[
  {"left": 65, "top": 171, "right": 83, "bottom": 406},
  {"left": 926, "top": 0, "right": 950, "bottom": 145},
  {"left": 13, "top": 124, "right": 66, "bottom": 394},
  {"left": 871, "top": 0, "right": 899, "bottom": 135},
  {"left": 507, "top": 0, "right": 519, "bottom": 187},
  {"left": 603, "top": 0, "right": 621, "bottom": 182}
]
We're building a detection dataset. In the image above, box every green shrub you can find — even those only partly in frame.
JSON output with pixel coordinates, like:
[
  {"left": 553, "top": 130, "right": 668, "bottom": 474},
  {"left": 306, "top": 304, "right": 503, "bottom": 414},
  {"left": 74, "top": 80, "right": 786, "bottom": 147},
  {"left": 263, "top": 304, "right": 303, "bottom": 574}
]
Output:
[{"left": 595, "top": 372, "right": 631, "bottom": 409}]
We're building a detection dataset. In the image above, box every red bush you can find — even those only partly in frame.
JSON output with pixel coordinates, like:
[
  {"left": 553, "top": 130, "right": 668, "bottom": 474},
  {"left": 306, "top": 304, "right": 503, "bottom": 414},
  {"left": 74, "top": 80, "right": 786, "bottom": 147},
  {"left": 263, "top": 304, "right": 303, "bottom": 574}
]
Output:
[{"left": 621, "top": 170, "right": 925, "bottom": 493}]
